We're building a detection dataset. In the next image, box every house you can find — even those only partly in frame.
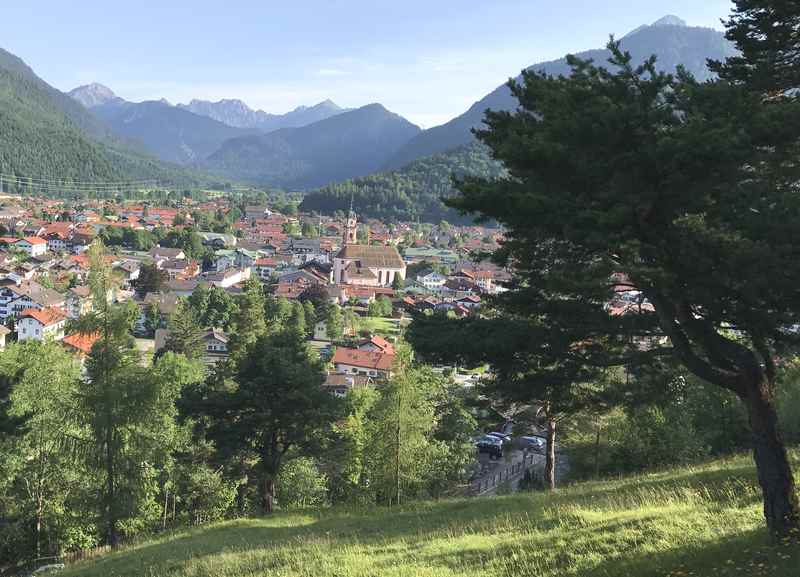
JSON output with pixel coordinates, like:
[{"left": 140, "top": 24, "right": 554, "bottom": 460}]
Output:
[
  {"left": 115, "top": 260, "right": 141, "bottom": 288},
  {"left": 234, "top": 248, "right": 259, "bottom": 269},
  {"left": 0, "top": 325, "right": 9, "bottom": 349},
  {"left": 16, "top": 307, "right": 67, "bottom": 341},
  {"left": 163, "top": 259, "right": 199, "bottom": 279},
  {"left": 201, "top": 329, "right": 229, "bottom": 365},
  {"left": 149, "top": 247, "right": 186, "bottom": 266},
  {"left": 254, "top": 257, "right": 278, "bottom": 280},
  {"left": 136, "top": 292, "right": 180, "bottom": 333},
  {"left": 204, "top": 267, "right": 251, "bottom": 289},
  {"left": 66, "top": 285, "right": 92, "bottom": 319},
  {"left": 322, "top": 373, "right": 370, "bottom": 397},
  {"left": 0, "top": 280, "right": 65, "bottom": 320},
  {"left": 286, "top": 238, "right": 329, "bottom": 265},
  {"left": 14, "top": 237, "right": 47, "bottom": 257},
  {"left": 455, "top": 295, "right": 482, "bottom": 309},
  {"left": 62, "top": 331, "right": 100, "bottom": 359},
  {"left": 357, "top": 335, "right": 396, "bottom": 355},
  {"left": 43, "top": 223, "right": 74, "bottom": 252},
  {"left": 313, "top": 320, "right": 329, "bottom": 341},
  {"left": 200, "top": 232, "right": 237, "bottom": 248},
  {"left": 331, "top": 347, "right": 395, "bottom": 378},
  {"left": 417, "top": 271, "right": 447, "bottom": 292},
  {"left": 211, "top": 250, "right": 237, "bottom": 273}
]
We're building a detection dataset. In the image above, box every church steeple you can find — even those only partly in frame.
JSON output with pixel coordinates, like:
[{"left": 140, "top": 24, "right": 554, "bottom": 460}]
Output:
[{"left": 344, "top": 196, "right": 358, "bottom": 245}]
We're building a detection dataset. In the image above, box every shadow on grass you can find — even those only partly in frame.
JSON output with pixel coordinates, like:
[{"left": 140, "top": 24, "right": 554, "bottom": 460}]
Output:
[{"left": 586, "top": 526, "right": 800, "bottom": 577}]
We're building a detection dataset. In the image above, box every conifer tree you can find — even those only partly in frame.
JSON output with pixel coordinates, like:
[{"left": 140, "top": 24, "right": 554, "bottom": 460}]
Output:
[
  {"left": 413, "top": 39, "right": 800, "bottom": 535},
  {"left": 710, "top": 0, "right": 800, "bottom": 94}
]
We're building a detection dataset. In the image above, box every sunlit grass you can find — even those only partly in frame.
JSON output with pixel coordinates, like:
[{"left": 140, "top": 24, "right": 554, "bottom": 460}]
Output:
[{"left": 62, "top": 451, "right": 799, "bottom": 577}]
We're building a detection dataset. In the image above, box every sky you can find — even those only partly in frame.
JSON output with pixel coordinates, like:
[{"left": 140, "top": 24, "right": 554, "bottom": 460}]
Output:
[{"left": 4, "top": 1, "right": 734, "bottom": 128}]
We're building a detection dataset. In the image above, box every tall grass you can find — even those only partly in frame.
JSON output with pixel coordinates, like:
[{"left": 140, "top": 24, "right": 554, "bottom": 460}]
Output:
[{"left": 61, "top": 451, "right": 799, "bottom": 577}]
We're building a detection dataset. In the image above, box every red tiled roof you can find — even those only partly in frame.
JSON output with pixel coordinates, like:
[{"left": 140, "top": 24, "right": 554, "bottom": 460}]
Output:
[
  {"left": 19, "top": 307, "right": 67, "bottom": 327},
  {"left": 19, "top": 236, "right": 47, "bottom": 245},
  {"left": 63, "top": 331, "right": 100, "bottom": 354},
  {"left": 361, "top": 335, "right": 395, "bottom": 354},
  {"left": 332, "top": 347, "right": 395, "bottom": 371}
]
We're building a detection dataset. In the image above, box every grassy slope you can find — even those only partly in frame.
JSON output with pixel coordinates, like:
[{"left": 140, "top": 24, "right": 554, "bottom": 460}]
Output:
[{"left": 63, "top": 452, "right": 799, "bottom": 577}]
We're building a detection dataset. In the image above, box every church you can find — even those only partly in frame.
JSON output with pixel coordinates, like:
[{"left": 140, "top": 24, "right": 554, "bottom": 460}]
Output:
[{"left": 331, "top": 212, "right": 406, "bottom": 288}]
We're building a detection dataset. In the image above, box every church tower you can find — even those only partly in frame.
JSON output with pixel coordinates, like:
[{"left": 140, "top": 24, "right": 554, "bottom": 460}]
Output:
[{"left": 344, "top": 201, "right": 358, "bottom": 245}]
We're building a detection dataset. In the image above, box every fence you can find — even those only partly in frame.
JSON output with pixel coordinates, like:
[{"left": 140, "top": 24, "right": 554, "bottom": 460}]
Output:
[{"left": 469, "top": 451, "right": 544, "bottom": 496}]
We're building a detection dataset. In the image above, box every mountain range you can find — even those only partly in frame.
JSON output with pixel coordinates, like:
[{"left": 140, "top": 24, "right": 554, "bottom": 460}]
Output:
[
  {"left": 2, "top": 14, "right": 738, "bottom": 204},
  {"left": 386, "top": 15, "right": 737, "bottom": 169},
  {"left": 67, "top": 84, "right": 415, "bottom": 186},
  {"left": 178, "top": 98, "right": 348, "bottom": 131},
  {"left": 201, "top": 104, "right": 421, "bottom": 189}
]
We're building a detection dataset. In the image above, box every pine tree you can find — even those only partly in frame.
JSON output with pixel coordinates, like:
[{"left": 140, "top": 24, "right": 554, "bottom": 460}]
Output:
[
  {"left": 710, "top": 0, "right": 800, "bottom": 94},
  {"left": 228, "top": 276, "right": 266, "bottom": 360},
  {"left": 201, "top": 329, "right": 340, "bottom": 514},
  {"left": 162, "top": 301, "right": 205, "bottom": 360},
  {"left": 413, "top": 41, "right": 800, "bottom": 536},
  {"left": 365, "top": 346, "right": 439, "bottom": 505},
  {"left": 326, "top": 304, "right": 344, "bottom": 341}
]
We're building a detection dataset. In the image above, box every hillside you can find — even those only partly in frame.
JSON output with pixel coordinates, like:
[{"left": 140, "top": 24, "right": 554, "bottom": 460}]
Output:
[
  {"left": 202, "top": 103, "right": 421, "bottom": 189},
  {"left": 300, "top": 142, "right": 505, "bottom": 223},
  {"left": 60, "top": 451, "right": 799, "bottom": 577},
  {"left": 387, "top": 16, "right": 738, "bottom": 169},
  {"left": 0, "top": 47, "right": 123, "bottom": 182},
  {"left": 178, "top": 98, "right": 347, "bottom": 131},
  {"left": 0, "top": 47, "right": 219, "bottom": 189}
]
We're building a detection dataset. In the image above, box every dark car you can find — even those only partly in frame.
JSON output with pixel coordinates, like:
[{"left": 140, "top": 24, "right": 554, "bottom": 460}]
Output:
[
  {"left": 521, "top": 435, "right": 546, "bottom": 453},
  {"left": 476, "top": 435, "right": 503, "bottom": 458}
]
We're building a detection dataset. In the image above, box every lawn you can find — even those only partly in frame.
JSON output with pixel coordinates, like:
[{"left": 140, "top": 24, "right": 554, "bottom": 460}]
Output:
[
  {"left": 353, "top": 316, "right": 401, "bottom": 337},
  {"left": 61, "top": 451, "right": 799, "bottom": 577}
]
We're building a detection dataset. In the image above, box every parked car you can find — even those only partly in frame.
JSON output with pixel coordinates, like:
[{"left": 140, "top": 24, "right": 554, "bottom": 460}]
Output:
[
  {"left": 486, "top": 431, "right": 511, "bottom": 443},
  {"left": 476, "top": 435, "right": 503, "bottom": 458},
  {"left": 521, "top": 435, "right": 546, "bottom": 453}
]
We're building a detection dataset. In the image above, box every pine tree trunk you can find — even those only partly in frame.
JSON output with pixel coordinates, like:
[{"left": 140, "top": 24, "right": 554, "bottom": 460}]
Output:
[
  {"left": 261, "top": 476, "right": 275, "bottom": 515},
  {"left": 743, "top": 377, "right": 800, "bottom": 538},
  {"left": 545, "top": 417, "right": 556, "bottom": 491},
  {"left": 35, "top": 501, "right": 42, "bottom": 560},
  {"left": 105, "top": 428, "right": 118, "bottom": 547},
  {"left": 594, "top": 415, "right": 601, "bottom": 479}
]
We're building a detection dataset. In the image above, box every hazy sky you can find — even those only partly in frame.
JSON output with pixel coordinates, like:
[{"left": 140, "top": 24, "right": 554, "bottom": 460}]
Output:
[{"left": 4, "top": 1, "right": 734, "bottom": 128}]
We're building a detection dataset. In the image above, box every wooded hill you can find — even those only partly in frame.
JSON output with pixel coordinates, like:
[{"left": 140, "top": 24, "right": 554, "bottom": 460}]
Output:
[
  {"left": 0, "top": 47, "right": 218, "bottom": 190},
  {"left": 299, "top": 142, "right": 505, "bottom": 224}
]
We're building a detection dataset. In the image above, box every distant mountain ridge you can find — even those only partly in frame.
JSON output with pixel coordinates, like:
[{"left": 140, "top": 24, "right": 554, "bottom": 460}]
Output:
[
  {"left": 202, "top": 103, "right": 421, "bottom": 189},
  {"left": 88, "top": 98, "right": 257, "bottom": 166},
  {"left": 386, "top": 16, "right": 737, "bottom": 169},
  {"left": 178, "top": 98, "right": 348, "bottom": 132}
]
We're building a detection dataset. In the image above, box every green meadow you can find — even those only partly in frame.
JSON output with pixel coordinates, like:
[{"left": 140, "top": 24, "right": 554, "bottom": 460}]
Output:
[{"left": 61, "top": 451, "right": 799, "bottom": 577}]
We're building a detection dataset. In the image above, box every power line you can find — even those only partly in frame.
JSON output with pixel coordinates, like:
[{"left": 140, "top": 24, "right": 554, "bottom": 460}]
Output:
[{"left": 0, "top": 172, "right": 160, "bottom": 186}]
